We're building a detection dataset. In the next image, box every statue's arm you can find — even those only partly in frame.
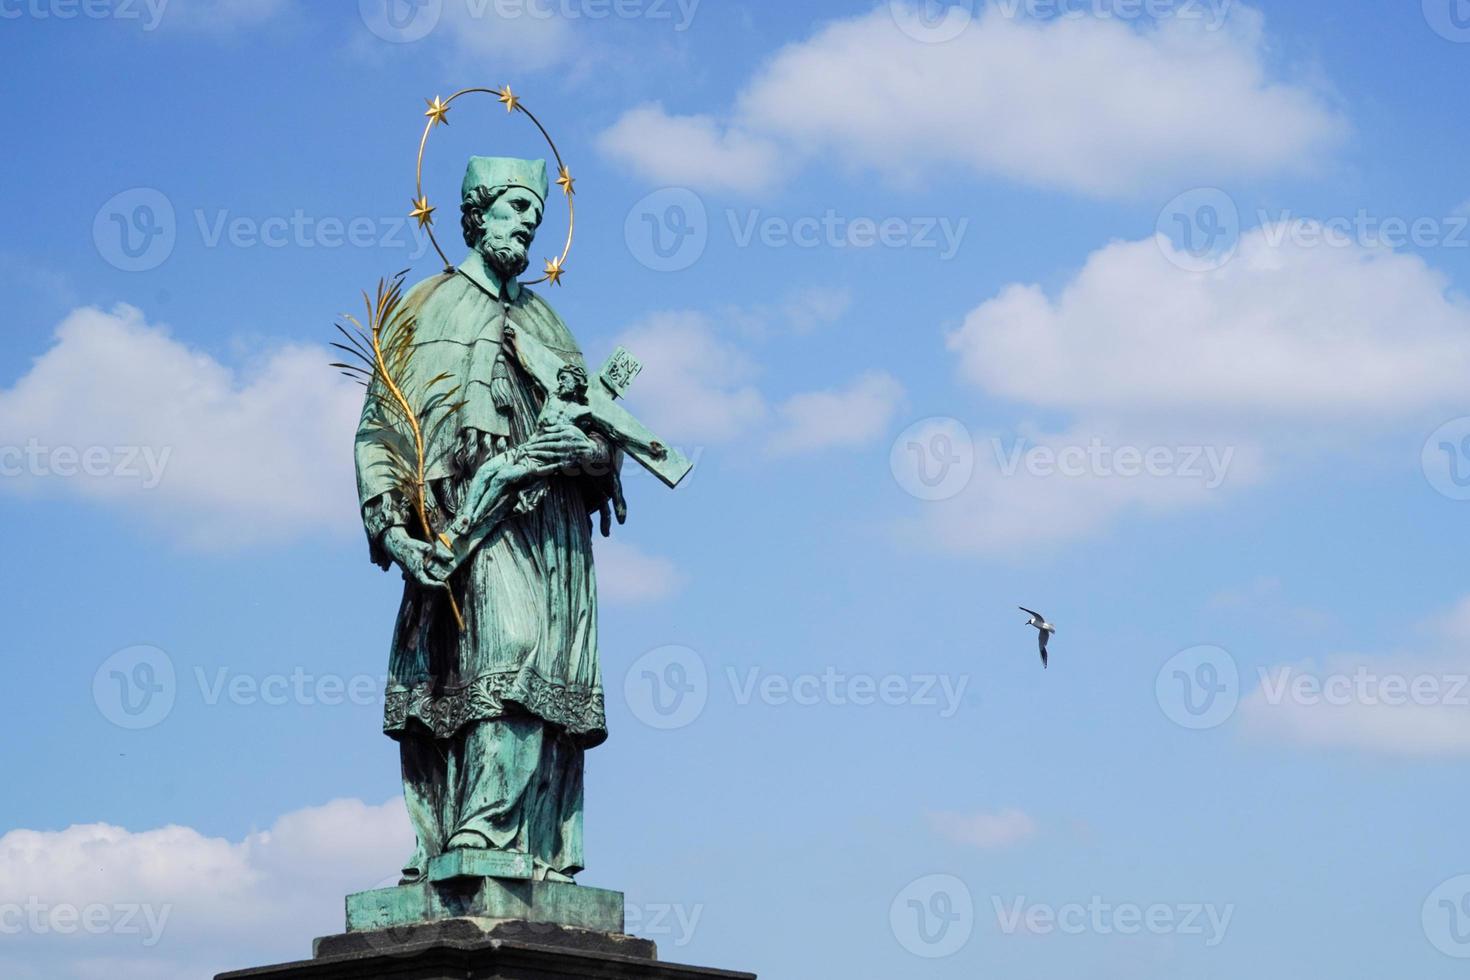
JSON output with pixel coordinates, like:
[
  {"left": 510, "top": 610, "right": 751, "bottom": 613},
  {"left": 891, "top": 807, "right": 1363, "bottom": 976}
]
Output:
[{"left": 354, "top": 378, "right": 414, "bottom": 571}]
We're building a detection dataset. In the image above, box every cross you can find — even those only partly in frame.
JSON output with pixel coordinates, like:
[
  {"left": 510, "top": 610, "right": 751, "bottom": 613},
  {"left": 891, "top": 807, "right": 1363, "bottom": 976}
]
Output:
[
  {"left": 439, "top": 325, "right": 692, "bottom": 569},
  {"left": 505, "top": 323, "right": 694, "bottom": 489}
]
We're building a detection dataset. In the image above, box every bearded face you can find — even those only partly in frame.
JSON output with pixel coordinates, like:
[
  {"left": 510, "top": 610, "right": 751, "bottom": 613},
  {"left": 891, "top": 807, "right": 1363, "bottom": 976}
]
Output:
[{"left": 463, "top": 186, "right": 544, "bottom": 280}]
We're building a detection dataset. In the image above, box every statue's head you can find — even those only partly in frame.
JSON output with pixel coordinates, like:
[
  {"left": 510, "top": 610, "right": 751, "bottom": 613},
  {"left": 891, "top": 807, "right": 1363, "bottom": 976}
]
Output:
[
  {"left": 460, "top": 156, "right": 548, "bottom": 281},
  {"left": 555, "top": 363, "right": 589, "bottom": 402}
]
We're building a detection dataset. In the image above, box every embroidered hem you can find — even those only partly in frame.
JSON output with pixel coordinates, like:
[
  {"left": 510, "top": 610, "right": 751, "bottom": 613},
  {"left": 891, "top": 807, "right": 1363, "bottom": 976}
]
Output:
[{"left": 385, "top": 669, "right": 607, "bottom": 745}]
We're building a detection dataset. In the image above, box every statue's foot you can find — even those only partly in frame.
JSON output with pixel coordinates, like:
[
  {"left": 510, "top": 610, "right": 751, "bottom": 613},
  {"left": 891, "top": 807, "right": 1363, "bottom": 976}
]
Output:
[
  {"left": 445, "top": 830, "right": 492, "bottom": 850},
  {"left": 399, "top": 866, "right": 425, "bottom": 885}
]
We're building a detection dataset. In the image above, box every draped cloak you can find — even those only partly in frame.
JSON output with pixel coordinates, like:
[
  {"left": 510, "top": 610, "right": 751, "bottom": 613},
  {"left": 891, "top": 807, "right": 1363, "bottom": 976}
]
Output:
[{"left": 354, "top": 252, "right": 620, "bottom": 749}]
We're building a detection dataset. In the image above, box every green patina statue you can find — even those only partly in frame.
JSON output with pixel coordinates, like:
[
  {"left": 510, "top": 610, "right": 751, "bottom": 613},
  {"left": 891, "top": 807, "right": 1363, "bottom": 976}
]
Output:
[{"left": 353, "top": 155, "right": 689, "bottom": 889}]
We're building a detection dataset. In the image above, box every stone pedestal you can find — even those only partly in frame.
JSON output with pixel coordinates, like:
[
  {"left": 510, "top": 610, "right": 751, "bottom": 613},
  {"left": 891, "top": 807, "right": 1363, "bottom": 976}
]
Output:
[{"left": 214, "top": 876, "right": 755, "bottom": 980}]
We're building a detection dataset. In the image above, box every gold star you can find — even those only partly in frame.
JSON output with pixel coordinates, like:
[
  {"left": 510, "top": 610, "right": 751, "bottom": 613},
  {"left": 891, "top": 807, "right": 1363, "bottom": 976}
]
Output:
[
  {"left": 424, "top": 95, "right": 450, "bottom": 127},
  {"left": 497, "top": 85, "right": 520, "bottom": 114},
  {"left": 543, "top": 256, "right": 566, "bottom": 286},
  {"left": 409, "top": 196, "right": 435, "bottom": 228},
  {"left": 556, "top": 164, "right": 575, "bottom": 198}
]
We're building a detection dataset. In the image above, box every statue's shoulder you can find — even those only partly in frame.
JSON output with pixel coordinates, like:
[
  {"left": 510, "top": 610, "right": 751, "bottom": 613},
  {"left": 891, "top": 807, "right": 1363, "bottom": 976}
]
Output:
[
  {"left": 516, "top": 286, "right": 582, "bottom": 355},
  {"left": 402, "top": 270, "right": 486, "bottom": 343},
  {"left": 403, "top": 270, "right": 458, "bottom": 313}
]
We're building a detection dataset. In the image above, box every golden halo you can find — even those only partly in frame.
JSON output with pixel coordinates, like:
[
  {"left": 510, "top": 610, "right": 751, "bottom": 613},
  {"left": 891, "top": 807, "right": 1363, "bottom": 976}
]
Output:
[{"left": 413, "top": 85, "right": 575, "bottom": 287}]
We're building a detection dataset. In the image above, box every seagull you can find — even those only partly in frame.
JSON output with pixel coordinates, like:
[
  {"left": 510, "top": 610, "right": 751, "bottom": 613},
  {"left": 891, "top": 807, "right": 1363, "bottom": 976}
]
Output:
[{"left": 1019, "top": 607, "right": 1056, "bottom": 668}]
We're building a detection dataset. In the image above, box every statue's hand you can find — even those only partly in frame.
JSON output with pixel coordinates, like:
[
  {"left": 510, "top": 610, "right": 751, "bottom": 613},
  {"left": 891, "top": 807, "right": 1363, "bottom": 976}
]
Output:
[
  {"left": 383, "top": 527, "right": 453, "bottom": 592},
  {"left": 520, "top": 422, "right": 601, "bottom": 475}
]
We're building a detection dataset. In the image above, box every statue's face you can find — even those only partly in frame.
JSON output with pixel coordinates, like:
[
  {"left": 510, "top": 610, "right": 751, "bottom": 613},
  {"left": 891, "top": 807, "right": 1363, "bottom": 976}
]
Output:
[{"left": 475, "top": 187, "right": 543, "bottom": 278}]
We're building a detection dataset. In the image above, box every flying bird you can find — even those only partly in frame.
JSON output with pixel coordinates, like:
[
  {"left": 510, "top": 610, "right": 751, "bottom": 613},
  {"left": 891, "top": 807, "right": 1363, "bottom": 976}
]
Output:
[{"left": 1019, "top": 607, "right": 1056, "bottom": 668}]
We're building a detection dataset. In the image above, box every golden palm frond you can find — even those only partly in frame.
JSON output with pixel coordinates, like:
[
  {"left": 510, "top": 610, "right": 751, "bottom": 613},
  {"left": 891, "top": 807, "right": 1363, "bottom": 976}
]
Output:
[{"left": 336, "top": 271, "right": 466, "bottom": 631}]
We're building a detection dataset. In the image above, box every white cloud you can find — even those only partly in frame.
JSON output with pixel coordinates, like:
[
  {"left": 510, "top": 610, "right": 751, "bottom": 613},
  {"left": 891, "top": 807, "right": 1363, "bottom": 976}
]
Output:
[
  {"left": 1240, "top": 596, "right": 1470, "bottom": 757},
  {"left": 906, "top": 223, "right": 1470, "bottom": 554},
  {"left": 768, "top": 371, "right": 905, "bottom": 455},
  {"left": 0, "top": 798, "right": 411, "bottom": 978},
  {"left": 0, "top": 305, "right": 362, "bottom": 550},
  {"left": 601, "top": 4, "right": 1344, "bottom": 196},
  {"left": 612, "top": 311, "right": 769, "bottom": 445},
  {"left": 949, "top": 226, "right": 1470, "bottom": 420},
  {"left": 598, "top": 104, "right": 785, "bottom": 195},
  {"left": 594, "top": 538, "right": 684, "bottom": 603},
  {"left": 927, "top": 808, "right": 1037, "bottom": 849}
]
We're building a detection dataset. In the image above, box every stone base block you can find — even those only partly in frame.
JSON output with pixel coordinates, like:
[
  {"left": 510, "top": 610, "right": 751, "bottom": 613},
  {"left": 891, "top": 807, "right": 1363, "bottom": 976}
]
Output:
[
  {"left": 345, "top": 877, "right": 623, "bottom": 935},
  {"left": 215, "top": 922, "right": 755, "bottom": 980}
]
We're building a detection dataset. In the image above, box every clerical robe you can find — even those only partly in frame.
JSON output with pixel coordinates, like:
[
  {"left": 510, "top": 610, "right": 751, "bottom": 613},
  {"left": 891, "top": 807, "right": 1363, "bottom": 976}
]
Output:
[{"left": 354, "top": 250, "right": 619, "bottom": 877}]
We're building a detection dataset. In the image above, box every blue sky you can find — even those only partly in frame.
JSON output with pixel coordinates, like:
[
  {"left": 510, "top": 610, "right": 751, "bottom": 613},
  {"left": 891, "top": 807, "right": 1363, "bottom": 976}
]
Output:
[{"left": 4, "top": 1, "right": 1470, "bottom": 977}]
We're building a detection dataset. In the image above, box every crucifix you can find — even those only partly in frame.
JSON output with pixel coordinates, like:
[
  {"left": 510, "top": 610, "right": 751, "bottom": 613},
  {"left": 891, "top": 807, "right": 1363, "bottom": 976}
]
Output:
[{"left": 440, "top": 323, "right": 693, "bottom": 570}]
